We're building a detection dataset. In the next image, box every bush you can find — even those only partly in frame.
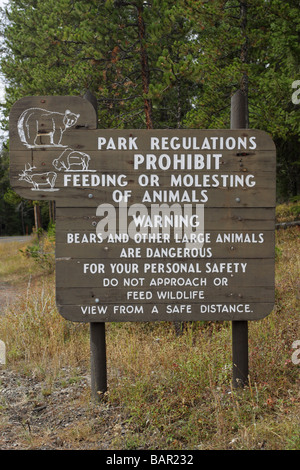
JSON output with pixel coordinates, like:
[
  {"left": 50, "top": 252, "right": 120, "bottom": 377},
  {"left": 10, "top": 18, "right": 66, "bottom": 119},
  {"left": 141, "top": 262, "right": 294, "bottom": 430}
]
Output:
[
  {"left": 19, "top": 229, "right": 55, "bottom": 273},
  {"left": 276, "top": 200, "right": 300, "bottom": 223}
]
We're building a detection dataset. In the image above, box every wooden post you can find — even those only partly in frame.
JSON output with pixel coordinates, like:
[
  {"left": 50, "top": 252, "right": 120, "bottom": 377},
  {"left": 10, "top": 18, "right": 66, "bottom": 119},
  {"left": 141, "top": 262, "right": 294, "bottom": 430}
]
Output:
[
  {"left": 230, "top": 89, "right": 247, "bottom": 130},
  {"left": 231, "top": 89, "right": 249, "bottom": 388},
  {"left": 90, "top": 323, "right": 107, "bottom": 399},
  {"left": 84, "top": 91, "right": 108, "bottom": 399},
  {"left": 232, "top": 321, "right": 248, "bottom": 387}
]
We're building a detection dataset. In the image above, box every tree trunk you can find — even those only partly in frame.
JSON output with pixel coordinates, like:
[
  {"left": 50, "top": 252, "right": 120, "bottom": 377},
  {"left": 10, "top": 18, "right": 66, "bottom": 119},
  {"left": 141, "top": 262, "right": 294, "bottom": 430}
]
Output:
[
  {"left": 137, "top": 4, "right": 153, "bottom": 129},
  {"left": 34, "top": 203, "right": 42, "bottom": 233},
  {"left": 240, "top": 0, "right": 249, "bottom": 128},
  {"left": 49, "top": 201, "right": 56, "bottom": 224}
]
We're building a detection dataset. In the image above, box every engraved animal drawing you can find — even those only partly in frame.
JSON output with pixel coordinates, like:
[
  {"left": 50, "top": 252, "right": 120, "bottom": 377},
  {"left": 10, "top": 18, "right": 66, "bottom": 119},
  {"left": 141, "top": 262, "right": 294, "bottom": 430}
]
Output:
[
  {"left": 17, "top": 108, "right": 80, "bottom": 148},
  {"left": 19, "top": 163, "right": 58, "bottom": 191},
  {"left": 53, "top": 148, "right": 92, "bottom": 171}
]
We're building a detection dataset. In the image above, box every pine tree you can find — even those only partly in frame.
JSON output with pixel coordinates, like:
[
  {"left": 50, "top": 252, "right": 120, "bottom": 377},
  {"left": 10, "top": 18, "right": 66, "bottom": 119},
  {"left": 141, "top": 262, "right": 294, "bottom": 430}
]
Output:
[
  {"left": 0, "top": 0, "right": 199, "bottom": 129},
  {"left": 0, "top": 0, "right": 299, "bottom": 198},
  {"left": 182, "top": 0, "right": 299, "bottom": 196}
]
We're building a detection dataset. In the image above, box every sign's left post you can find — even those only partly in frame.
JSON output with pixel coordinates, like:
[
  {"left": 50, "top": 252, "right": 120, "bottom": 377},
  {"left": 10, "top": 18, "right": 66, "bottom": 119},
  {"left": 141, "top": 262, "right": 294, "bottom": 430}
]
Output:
[{"left": 9, "top": 94, "right": 107, "bottom": 400}]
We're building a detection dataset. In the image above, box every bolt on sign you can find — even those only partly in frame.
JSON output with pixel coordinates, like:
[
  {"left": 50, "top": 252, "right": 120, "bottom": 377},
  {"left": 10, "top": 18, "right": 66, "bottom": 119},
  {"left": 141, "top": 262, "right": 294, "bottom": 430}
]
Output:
[{"left": 9, "top": 96, "right": 276, "bottom": 323}]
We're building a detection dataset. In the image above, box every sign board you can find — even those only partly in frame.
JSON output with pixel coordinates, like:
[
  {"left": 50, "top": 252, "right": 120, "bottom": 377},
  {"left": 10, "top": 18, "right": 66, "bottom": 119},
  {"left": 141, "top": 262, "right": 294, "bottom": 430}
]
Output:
[{"left": 9, "top": 96, "right": 276, "bottom": 323}]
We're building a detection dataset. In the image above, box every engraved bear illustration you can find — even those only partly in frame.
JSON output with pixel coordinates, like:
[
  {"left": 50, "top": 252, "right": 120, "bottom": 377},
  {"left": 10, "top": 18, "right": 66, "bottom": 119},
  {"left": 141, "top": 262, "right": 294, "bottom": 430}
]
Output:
[{"left": 17, "top": 107, "right": 80, "bottom": 148}]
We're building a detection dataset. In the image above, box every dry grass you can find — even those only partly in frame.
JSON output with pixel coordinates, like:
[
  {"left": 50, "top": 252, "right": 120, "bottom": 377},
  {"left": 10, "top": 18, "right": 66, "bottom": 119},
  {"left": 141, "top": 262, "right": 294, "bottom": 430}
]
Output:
[
  {"left": 0, "top": 233, "right": 55, "bottom": 285},
  {"left": 0, "top": 226, "right": 299, "bottom": 450},
  {"left": 0, "top": 240, "right": 37, "bottom": 285},
  {"left": 276, "top": 200, "right": 300, "bottom": 223},
  {"left": 0, "top": 275, "right": 89, "bottom": 378}
]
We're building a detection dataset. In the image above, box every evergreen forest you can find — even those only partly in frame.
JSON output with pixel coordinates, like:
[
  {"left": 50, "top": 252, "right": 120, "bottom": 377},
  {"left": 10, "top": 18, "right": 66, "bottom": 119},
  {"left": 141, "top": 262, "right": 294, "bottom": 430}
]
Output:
[{"left": 0, "top": 0, "right": 299, "bottom": 235}]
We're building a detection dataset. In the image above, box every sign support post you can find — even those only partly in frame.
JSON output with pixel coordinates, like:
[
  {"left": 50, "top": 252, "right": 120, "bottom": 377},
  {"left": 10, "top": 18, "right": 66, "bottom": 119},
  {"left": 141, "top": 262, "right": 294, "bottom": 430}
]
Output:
[
  {"left": 232, "top": 320, "right": 249, "bottom": 387},
  {"left": 90, "top": 322, "right": 107, "bottom": 399},
  {"left": 231, "top": 89, "right": 249, "bottom": 388},
  {"left": 83, "top": 91, "right": 108, "bottom": 400}
]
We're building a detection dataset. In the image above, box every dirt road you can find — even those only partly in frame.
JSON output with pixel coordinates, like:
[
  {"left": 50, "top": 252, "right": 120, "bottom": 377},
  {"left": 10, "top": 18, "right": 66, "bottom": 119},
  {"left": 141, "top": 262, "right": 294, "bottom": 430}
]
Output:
[{"left": 0, "top": 235, "right": 32, "bottom": 243}]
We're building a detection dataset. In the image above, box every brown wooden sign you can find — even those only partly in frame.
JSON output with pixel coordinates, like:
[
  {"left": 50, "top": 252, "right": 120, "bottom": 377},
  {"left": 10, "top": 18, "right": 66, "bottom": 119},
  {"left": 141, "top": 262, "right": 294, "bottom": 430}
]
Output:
[{"left": 9, "top": 96, "right": 276, "bottom": 323}]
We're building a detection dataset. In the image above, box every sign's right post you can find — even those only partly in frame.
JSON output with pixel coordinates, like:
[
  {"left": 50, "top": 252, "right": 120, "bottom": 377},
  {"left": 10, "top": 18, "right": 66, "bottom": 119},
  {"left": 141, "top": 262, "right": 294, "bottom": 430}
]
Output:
[{"left": 231, "top": 89, "right": 250, "bottom": 388}]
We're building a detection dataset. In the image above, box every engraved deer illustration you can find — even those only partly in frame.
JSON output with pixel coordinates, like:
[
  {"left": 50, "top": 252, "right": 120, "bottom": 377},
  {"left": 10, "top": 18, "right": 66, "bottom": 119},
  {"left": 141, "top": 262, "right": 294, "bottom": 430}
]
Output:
[{"left": 19, "top": 163, "right": 58, "bottom": 191}]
